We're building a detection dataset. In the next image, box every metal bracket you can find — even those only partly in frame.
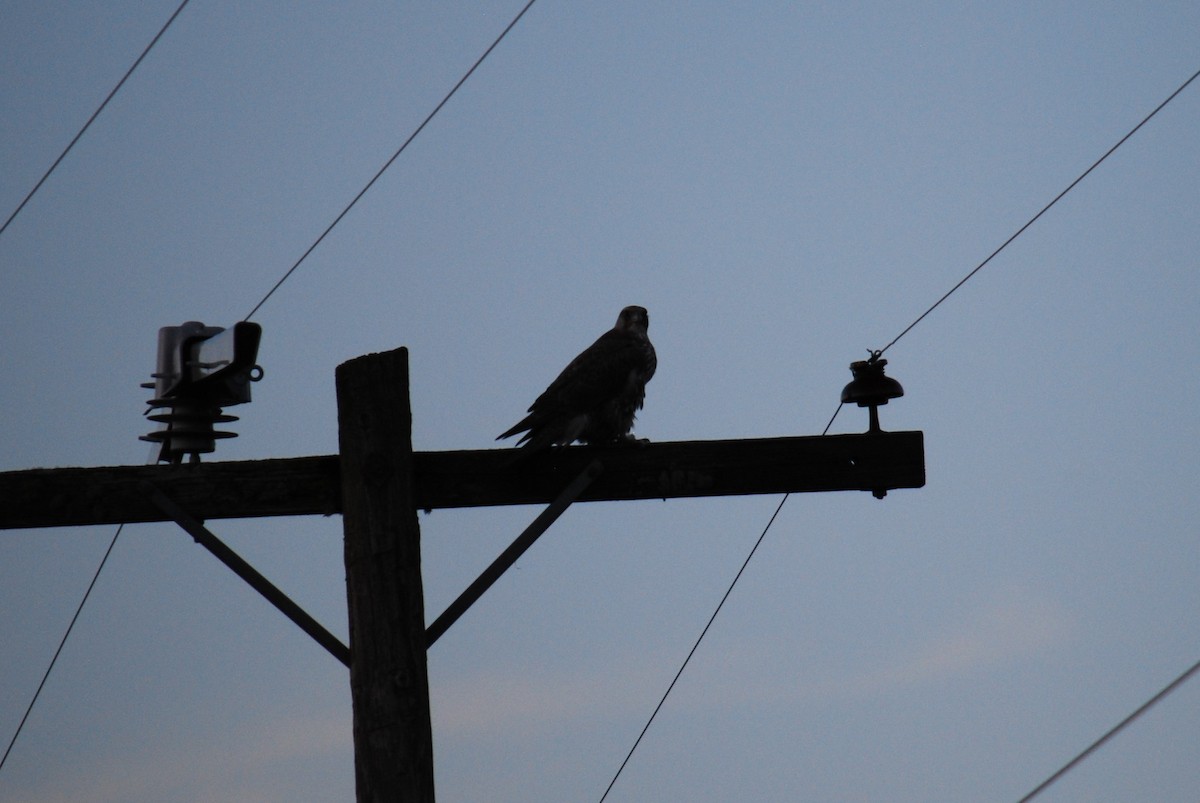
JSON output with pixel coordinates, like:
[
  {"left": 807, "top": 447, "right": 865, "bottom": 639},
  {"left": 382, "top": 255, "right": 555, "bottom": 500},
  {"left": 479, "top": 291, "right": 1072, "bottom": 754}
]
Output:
[
  {"left": 425, "top": 459, "right": 604, "bottom": 647},
  {"left": 140, "top": 480, "right": 350, "bottom": 667}
]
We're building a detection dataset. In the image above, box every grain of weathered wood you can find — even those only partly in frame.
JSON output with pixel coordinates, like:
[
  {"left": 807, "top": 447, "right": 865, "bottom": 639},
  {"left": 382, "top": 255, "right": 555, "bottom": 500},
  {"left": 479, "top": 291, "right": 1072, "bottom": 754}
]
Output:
[
  {"left": 337, "top": 348, "right": 435, "bottom": 803},
  {"left": 0, "top": 457, "right": 339, "bottom": 529}
]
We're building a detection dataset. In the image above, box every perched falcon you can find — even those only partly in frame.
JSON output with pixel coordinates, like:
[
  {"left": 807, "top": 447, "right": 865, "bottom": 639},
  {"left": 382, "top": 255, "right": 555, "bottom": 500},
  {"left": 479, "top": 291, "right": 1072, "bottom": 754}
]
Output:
[{"left": 498, "top": 305, "right": 657, "bottom": 453}]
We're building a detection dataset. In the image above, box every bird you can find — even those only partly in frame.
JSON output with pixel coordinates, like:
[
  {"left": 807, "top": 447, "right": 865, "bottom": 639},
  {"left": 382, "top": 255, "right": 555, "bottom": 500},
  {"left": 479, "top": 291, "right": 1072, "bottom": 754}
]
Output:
[{"left": 497, "top": 305, "right": 657, "bottom": 454}]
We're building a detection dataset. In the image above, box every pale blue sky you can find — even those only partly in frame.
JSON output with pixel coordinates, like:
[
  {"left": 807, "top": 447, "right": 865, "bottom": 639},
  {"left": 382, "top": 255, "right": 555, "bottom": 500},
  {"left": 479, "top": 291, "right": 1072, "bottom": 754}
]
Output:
[{"left": 2, "top": 2, "right": 1199, "bottom": 801}]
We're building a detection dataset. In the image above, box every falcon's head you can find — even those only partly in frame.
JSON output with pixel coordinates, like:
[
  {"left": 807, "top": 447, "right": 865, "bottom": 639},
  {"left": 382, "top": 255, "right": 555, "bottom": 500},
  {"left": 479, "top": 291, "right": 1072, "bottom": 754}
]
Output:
[{"left": 615, "top": 305, "right": 650, "bottom": 335}]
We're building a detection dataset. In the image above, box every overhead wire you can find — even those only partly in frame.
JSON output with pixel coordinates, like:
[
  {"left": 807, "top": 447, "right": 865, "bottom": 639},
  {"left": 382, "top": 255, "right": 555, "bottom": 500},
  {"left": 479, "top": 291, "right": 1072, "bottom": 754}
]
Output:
[
  {"left": 1, "top": 0, "right": 192, "bottom": 779},
  {"left": 1017, "top": 656, "right": 1200, "bottom": 802},
  {"left": 0, "top": 525, "right": 124, "bottom": 775},
  {"left": 876, "top": 65, "right": 1200, "bottom": 358},
  {"left": 867, "top": 66, "right": 1200, "bottom": 797},
  {"left": 242, "top": 0, "right": 540, "bottom": 322},
  {"left": 0, "top": 0, "right": 193, "bottom": 239},
  {"left": 864, "top": 65, "right": 1200, "bottom": 801},
  {"left": 598, "top": 496, "right": 790, "bottom": 803},
  {"left": 598, "top": 410, "right": 842, "bottom": 802}
]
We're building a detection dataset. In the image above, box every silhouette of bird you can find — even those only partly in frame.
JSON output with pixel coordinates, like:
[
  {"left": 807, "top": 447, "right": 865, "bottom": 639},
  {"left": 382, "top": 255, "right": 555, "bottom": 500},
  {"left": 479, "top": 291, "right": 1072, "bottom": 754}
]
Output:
[{"left": 498, "top": 305, "right": 657, "bottom": 454}]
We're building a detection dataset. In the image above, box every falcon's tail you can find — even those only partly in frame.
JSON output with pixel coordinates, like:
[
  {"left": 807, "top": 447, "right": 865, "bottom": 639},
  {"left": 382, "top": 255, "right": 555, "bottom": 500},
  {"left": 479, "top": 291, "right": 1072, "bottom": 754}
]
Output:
[
  {"left": 496, "top": 413, "right": 539, "bottom": 445},
  {"left": 497, "top": 412, "right": 589, "bottom": 451}
]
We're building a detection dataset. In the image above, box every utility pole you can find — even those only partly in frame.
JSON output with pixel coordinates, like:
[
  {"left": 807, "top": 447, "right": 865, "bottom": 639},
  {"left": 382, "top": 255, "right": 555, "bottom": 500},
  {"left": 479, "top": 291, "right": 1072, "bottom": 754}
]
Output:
[
  {"left": 0, "top": 347, "right": 924, "bottom": 801},
  {"left": 337, "top": 348, "right": 434, "bottom": 802}
]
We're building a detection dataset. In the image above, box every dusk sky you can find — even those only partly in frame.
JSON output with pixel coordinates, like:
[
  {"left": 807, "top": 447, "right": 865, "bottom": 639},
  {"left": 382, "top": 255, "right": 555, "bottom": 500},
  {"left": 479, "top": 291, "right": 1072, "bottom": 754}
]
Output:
[{"left": 2, "top": 3, "right": 1199, "bottom": 801}]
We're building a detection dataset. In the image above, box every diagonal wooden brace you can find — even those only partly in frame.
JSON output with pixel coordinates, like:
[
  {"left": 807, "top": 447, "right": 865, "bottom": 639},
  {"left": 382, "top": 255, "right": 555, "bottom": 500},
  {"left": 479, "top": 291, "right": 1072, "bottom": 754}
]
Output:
[
  {"left": 424, "top": 459, "right": 604, "bottom": 647},
  {"left": 140, "top": 480, "right": 351, "bottom": 667}
]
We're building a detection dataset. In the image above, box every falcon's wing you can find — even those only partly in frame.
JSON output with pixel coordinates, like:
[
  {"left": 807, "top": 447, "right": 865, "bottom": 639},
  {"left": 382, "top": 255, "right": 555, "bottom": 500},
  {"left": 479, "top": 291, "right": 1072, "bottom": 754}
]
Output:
[
  {"left": 497, "top": 329, "right": 647, "bottom": 445},
  {"left": 532, "top": 329, "right": 647, "bottom": 413}
]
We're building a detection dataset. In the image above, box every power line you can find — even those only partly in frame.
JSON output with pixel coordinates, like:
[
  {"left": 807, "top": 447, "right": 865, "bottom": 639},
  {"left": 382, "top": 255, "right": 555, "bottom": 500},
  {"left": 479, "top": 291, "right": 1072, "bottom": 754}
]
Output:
[
  {"left": 1017, "top": 656, "right": 1200, "bottom": 802},
  {"left": 597, "top": 411, "right": 844, "bottom": 801},
  {"left": 0, "top": 2, "right": 188, "bottom": 773},
  {"left": 877, "top": 65, "right": 1200, "bottom": 358},
  {"left": 854, "top": 67, "right": 1200, "bottom": 800},
  {"left": 598, "top": 494, "right": 790, "bottom": 803},
  {"left": 0, "top": 0, "right": 193, "bottom": 239},
  {"left": 0, "top": 525, "right": 124, "bottom": 775},
  {"left": 3, "top": 7, "right": 185, "bottom": 735},
  {"left": 243, "top": 0, "right": 540, "bottom": 322}
]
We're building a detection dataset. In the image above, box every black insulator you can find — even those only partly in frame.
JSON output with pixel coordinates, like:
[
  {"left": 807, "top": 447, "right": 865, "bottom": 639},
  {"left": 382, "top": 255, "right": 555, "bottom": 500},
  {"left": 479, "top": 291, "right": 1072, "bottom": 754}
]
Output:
[
  {"left": 841, "top": 356, "right": 904, "bottom": 409},
  {"left": 841, "top": 354, "right": 905, "bottom": 447}
]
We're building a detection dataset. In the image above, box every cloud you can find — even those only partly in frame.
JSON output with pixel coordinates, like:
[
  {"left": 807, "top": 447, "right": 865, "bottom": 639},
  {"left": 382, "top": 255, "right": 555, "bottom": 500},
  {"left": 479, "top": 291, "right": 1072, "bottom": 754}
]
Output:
[
  {"left": 427, "top": 586, "right": 1075, "bottom": 743},
  {"left": 432, "top": 655, "right": 670, "bottom": 738},
  {"left": 802, "top": 585, "right": 1075, "bottom": 703},
  {"left": 5, "top": 711, "right": 350, "bottom": 803}
]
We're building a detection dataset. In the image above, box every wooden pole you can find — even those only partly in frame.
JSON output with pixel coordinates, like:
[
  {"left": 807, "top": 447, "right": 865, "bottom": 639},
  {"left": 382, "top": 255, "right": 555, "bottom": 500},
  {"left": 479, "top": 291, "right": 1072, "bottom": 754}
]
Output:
[{"left": 336, "top": 347, "right": 435, "bottom": 802}]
